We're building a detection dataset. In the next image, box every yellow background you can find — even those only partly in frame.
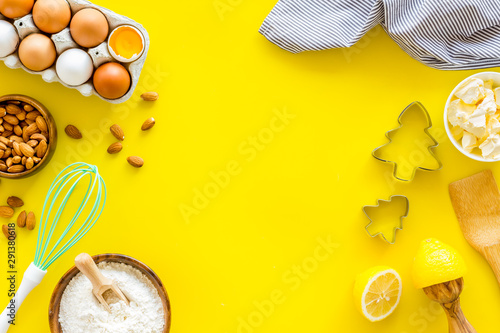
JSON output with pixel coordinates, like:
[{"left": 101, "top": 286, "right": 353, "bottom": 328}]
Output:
[{"left": 1, "top": 0, "right": 500, "bottom": 332}]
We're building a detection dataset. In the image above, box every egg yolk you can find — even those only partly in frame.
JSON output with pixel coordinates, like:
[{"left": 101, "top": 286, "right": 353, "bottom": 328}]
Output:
[{"left": 109, "top": 27, "right": 143, "bottom": 59}]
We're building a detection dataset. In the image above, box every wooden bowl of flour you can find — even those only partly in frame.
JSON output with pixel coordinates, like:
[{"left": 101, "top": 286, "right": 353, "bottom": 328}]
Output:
[{"left": 48, "top": 253, "right": 171, "bottom": 333}]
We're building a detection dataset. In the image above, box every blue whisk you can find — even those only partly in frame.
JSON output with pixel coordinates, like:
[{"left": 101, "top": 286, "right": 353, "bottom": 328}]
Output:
[{"left": 0, "top": 162, "right": 106, "bottom": 332}]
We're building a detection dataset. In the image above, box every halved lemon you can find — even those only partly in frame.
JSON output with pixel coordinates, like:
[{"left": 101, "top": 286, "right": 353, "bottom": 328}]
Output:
[{"left": 353, "top": 266, "right": 402, "bottom": 322}]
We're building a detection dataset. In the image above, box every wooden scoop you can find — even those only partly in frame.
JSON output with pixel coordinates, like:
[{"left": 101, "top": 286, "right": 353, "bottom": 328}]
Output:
[
  {"left": 75, "top": 253, "right": 129, "bottom": 312},
  {"left": 449, "top": 170, "right": 500, "bottom": 286},
  {"left": 423, "top": 278, "right": 476, "bottom": 333}
]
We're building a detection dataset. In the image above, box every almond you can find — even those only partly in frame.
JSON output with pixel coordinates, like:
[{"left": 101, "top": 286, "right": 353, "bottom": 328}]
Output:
[
  {"left": 9, "top": 135, "right": 22, "bottom": 143},
  {"left": 24, "top": 123, "right": 39, "bottom": 137},
  {"left": 0, "top": 206, "right": 14, "bottom": 218},
  {"left": 26, "top": 211, "right": 35, "bottom": 230},
  {"left": 19, "top": 142, "right": 34, "bottom": 157},
  {"left": 6, "top": 104, "right": 21, "bottom": 115},
  {"left": 8, "top": 164, "right": 24, "bottom": 173},
  {"left": 31, "top": 133, "right": 47, "bottom": 142},
  {"left": 127, "top": 156, "right": 144, "bottom": 168},
  {"left": 26, "top": 110, "right": 41, "bottom": 120},
  {"left": 16, "top": 111, "right": 26, "bottom": 121},
  {"left": 27, "top": 139, "right": 38, "bottom": 148},
  {"left": 110, "top": 124, "right": 124, "bottom": 141},
  {"left": 12, "top": 141, "right": 21, "bottom": 156},
  {"left": 36, "top": 140, "right": 47, "bottom": 158},
  {"left": 35, "top": 116, "right": 47, "bottom": 132},
  {"left": 140, "top": 92, "right": 159, "bottom": 101},
  {"left": 107, "top": 142, "right": 123, "bottom": 154},
  {"left": 23, "top": 104, "right": 34, "bottom": 112},
  {"left": 0, "top": 137, "right": 10, "bottom": 146},
  {"left": 13, "top": 125, "right": 22, "bottom": 136},
  {"left": 2, "top": 225, "right": 14, "bottom": 240},
  {"left": 65, "top": 125, "right": 82, "bottom": 139},
  {"left": 141, "top": 117, "right": 156, "bottom": 131},
  {"left": 7, "top": 196, "right": 23, "bottom": 208},
  {"left": 4, "top": 115, "right": 19, "bottom": 125},
  {"left": 26, "top": 157, "right": 34, "bottom": 170},
  {"left": 0, "top": 107, "right": 5, "bottom": 117},
  {"left": 17, "top": 211, "right": 26, "bottom": 228}
]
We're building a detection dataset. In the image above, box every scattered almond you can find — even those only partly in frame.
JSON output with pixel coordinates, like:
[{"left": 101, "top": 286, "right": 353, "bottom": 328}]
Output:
[
  {"left": 110, "top": 124, "right": 125, "bottom": 141},
  {"left": 141, "top": 117, "right": 156, "bottom": 131},
  {"left": 2, "top": 225, "right": 14, "bottom": 240},
  {"left": 0, "top": 206, "right": 14, "bottom": 218},
  {"left": 107, "top": 142, "right": 123, "bottom": 154},
  {"left": 7, "top": 196, "right": 23, "bottom": 208},
  {"left": 127, "top": 156, "right": 144, "bottom": 168},
  {"left": 140, "top": 92, "right": 159, "bottom": 101},
  {"left": 26, "top": 211, "right": 36, "bottom": 230},
  {"left": 17, "top": 211, "right": 26, "bottom": 228},
  {"left": 65, "top": 124, "right": 82, "bottom": 139}
]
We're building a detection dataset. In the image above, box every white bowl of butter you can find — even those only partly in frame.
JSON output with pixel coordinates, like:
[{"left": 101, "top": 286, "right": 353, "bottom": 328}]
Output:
[{"left": 445, "top": 72, "right": 500, "bottom": 162}]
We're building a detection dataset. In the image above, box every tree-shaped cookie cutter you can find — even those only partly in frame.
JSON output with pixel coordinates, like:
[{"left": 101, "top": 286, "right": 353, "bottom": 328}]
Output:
[
  {"left": 372, "top": 101, "right": 442, "bottom": 182},
  {"left": 362, "top": 195, "right": 409, "bottom": 244}
]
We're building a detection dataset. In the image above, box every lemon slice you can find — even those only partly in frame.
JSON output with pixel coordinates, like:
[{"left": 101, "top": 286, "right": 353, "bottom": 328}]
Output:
[{"left": 353, "top": 266, "right": 402, "bottom": 322}]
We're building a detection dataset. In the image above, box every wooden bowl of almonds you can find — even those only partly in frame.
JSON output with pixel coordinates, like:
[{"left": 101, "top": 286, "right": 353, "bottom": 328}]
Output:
[{"left": 0, "top": 95, "right": 57, "bottom": 179}]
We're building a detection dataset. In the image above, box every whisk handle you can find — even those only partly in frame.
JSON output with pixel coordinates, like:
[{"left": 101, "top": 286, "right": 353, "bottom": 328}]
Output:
[{"left": 0, "top": 263, "right": 46, "bottom": 333}]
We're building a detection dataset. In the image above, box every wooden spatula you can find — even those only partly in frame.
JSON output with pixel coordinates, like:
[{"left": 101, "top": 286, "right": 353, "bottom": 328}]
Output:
[{"left": 449, "top": 170, "right": 500, "bottom": 286}]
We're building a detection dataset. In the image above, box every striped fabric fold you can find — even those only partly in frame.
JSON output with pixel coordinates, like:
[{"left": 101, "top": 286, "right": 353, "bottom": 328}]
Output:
[{"left": 259, "top": 0, "right": 500, "bottom": 70}]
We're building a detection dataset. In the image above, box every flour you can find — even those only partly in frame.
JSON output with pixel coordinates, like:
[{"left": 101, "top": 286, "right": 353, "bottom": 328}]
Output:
[{"left": 59, "top": 261, "right": 165, "bottom": 333}]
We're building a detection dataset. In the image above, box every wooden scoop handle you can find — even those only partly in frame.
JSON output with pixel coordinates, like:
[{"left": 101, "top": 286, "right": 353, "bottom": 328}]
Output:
[
  {"left": 75, "top": 253, "right": 113, "bottom": 293},
  {"left": 441, "top": 299, "right": 477, "bottom": 333}
]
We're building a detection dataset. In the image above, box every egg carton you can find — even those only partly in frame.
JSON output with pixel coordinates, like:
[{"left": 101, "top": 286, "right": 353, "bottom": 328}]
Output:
[{"left": 0, "top": 0, "right": 150, "bottom": 104}]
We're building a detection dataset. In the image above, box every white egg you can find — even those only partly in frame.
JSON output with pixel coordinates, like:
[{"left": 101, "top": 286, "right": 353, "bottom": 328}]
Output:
[
  {"left": 56, "top": 48, "right": 94, "bottom": 86},
  {"left": 0, "top": 20, "right": 19, "bottom": 58}
]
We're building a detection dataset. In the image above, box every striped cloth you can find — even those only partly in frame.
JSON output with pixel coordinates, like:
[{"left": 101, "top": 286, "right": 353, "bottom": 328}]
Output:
[{"left": 259, "top": 0, "right": 500, "bottom": 70}]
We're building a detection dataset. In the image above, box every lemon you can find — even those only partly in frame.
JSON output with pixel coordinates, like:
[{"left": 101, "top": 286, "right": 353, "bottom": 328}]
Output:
[
  {"left": 353, "top": 266, "right": 402, "bottom": 322},
  {"left": 412, "top": 238, "right": 467, "bottom": 289}
]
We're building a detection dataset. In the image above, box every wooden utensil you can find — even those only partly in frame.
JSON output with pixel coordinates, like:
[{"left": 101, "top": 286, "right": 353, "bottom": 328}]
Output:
[
  {"left": 74, "top": 253, "right": 129, "bottom": 312},
  {"left": 423, "top": 278, "right": 476, "bottom": 333},
  {"left": 449, "top": 170, "right": 500, "bottom": 286}
]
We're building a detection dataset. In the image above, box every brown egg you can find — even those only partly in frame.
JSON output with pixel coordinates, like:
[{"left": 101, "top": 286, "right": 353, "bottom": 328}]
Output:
[
  {"left": 19, "top": 33, "right": 56, "bottom": 71},
  {"left": 32, "top": 0, "right": 71, "bottom": 34},
  {"left": 0, "top": 0, "right": 34, "bottom": 18},
  {"left": 70, "top": 8, "right": 109, "bottom": 48},
  {"left": 93, "top": 63, "right": 131, "bottom": 99}
]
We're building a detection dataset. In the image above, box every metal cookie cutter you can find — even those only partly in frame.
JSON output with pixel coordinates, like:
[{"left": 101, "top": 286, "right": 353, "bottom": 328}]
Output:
[
  {"left": 363, "top": 195, "right": 409, "bottom": 244},
  {"left": 372, "top": 101, "right": 442, "bottom": 182}
]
